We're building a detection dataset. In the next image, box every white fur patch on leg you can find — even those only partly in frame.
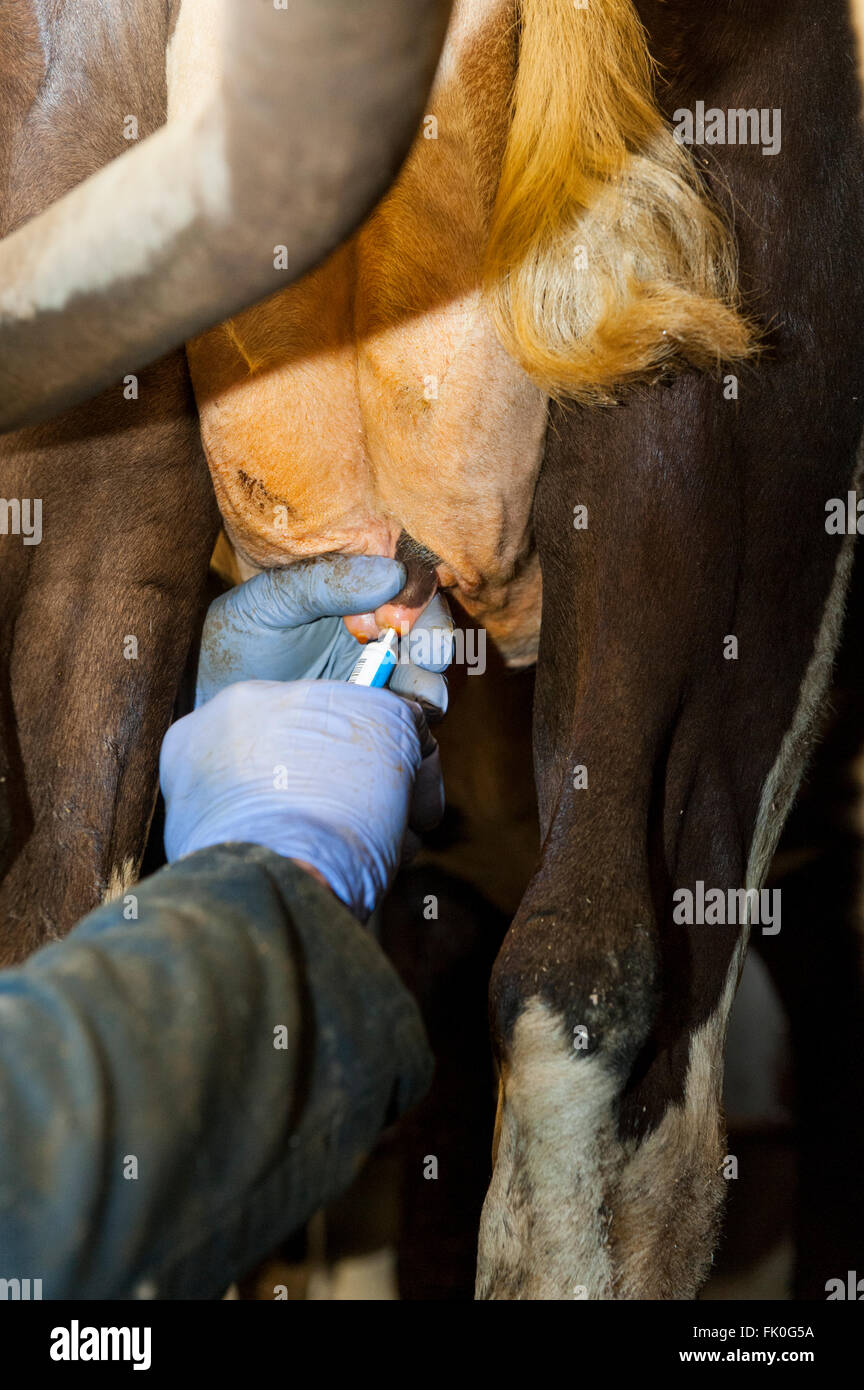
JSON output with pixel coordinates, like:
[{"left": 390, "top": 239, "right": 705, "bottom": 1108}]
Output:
[
  {"left": 103, "top": 857, "right": 138, "bottom": 904},
  {"left": 477, "top": 999, "right": 620, "bottom": 1299},
  {"left": 477, "top": 974, "right": 741, "bottom": 1300}
]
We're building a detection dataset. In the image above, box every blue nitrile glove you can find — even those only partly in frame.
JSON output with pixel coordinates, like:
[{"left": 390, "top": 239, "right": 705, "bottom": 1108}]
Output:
[
  {"left": 161, "top": 680, "right": 442, "bottom": 920},
  {"left": 195, "top": 556, "right": 453, "bottom": 715}
]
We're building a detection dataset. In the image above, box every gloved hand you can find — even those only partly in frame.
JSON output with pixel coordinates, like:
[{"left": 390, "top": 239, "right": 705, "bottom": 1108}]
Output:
[
  {"left": 161, "top": 680, "right": 443, "bottom": 920},
  {"left": 195, "top": 555, "right": 453, "bottom": 715}
]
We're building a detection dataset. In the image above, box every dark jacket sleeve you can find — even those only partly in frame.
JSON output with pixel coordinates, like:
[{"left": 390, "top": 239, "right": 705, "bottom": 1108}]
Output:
[{"left": 0, "top": 845, "right": 433, "bottom": 1299}]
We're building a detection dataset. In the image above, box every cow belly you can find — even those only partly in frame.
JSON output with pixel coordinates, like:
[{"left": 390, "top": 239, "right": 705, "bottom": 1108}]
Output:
[{"left": 179, "top": 0, "right": 548, "bottom": 664}]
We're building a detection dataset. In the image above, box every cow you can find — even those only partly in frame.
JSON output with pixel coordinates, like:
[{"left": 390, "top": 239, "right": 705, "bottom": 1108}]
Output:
[
  {"left": 477, "top": 0, "right": 864, "bottom": 1298},
  {"left": 0, "top": 0, "right": 861, "bottom": 1301},
  {"left": 0, "top": 0, "right": 451, "bottom": 963},
  {"left": 177, "top": 0, "right": 864, "bottom": 1298},
  {"left": 180, "top": 0, "right": 751, "bottom": 661}
]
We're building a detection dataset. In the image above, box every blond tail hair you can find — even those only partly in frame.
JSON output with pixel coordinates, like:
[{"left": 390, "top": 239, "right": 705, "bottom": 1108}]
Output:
[{"left": 484, "top": 0, "right": 755, "bottom": 401}]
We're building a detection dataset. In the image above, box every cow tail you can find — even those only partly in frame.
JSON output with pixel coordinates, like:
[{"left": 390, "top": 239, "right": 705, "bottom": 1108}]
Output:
[{"left": 483, "top": 0, "right": 756, "bottom": 402}]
